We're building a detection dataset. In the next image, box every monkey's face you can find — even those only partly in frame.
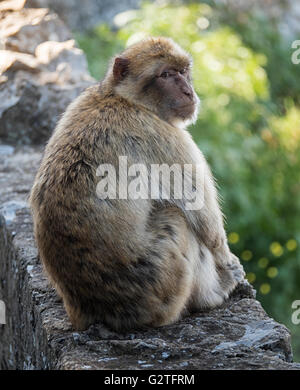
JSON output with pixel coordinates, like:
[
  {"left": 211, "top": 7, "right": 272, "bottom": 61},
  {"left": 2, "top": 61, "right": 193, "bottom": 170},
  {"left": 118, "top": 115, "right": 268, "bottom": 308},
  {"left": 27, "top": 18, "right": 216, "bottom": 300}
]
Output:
[
  {"left": 111, "top": 37, "right": 200, "bottom": 128},
  {"left": 151, "top": 65, "right": 199, "bottom": 126}
]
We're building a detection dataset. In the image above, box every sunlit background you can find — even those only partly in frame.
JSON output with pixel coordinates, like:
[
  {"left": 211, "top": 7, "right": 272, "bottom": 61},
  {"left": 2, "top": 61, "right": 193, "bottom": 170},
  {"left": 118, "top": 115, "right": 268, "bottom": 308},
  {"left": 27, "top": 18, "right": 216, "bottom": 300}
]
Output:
[{"left": 74, "top": 1, "right": 300, "bottom": 360}]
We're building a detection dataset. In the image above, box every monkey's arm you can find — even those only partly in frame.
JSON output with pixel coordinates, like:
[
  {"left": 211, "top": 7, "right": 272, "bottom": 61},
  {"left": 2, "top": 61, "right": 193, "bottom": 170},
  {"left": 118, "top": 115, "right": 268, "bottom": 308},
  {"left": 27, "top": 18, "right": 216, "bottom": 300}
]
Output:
[
  {"left": 167, "top": 132, "right": 239, "bottom": 268},
  {"left": 176, "top": 159, "right": 233, "bottom": 266},
  {"left": 197, "top": 163, "right": 236, "bottom": 267}
]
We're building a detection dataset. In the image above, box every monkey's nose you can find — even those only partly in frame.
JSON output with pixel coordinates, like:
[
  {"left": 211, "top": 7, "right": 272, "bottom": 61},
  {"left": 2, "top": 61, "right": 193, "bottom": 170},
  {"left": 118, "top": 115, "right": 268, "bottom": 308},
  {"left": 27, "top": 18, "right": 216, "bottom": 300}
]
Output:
[
  {"left": 179, "top": 78, "right": 193, "bottom": 99},
  {"left": 182, "top": 86, "right": 193, "bottom": 99},
  {"left": 183, "top": 88, "right": 192, "bottom": 97},
  {"left": 175, "top": 73, "right": 194, "bottom": 100}
]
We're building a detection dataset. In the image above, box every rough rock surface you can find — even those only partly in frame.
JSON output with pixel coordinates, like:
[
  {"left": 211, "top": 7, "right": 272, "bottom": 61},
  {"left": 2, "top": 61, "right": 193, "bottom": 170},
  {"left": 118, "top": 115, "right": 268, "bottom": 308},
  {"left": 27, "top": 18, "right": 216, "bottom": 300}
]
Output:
[
  {"left": 26, "top": 0, "right": 142, "bottom": 32},
  {"left": 0, "top": 147, "right": 300, "bottom": 370},
  {"left": 0, "top": 4, "right": 94, "bottom": 145}
]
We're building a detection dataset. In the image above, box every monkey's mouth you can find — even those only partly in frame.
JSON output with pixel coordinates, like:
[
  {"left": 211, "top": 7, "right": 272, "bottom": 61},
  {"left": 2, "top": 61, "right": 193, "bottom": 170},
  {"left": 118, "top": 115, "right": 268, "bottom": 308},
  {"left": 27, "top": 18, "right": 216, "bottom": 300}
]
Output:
[
  {"left": 174, "top": 102, "right": 197, "bottom": 119},
  {"left": 178, "top": 103, "right": 196, "bottom": 109}
]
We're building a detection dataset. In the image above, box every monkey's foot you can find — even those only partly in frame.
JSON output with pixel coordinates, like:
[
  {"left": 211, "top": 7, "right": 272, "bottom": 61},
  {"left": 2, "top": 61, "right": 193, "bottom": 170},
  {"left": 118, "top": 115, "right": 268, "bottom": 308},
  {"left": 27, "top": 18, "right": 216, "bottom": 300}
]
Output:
[
  {"left": 228, "top": 254, "right": 246, "bottom": 283},
  {"left": 213, "top": 246, "right": 239, "bottom": 268},
  {"left": 218, "top": 255, "right": 245, "bottom": 298}
]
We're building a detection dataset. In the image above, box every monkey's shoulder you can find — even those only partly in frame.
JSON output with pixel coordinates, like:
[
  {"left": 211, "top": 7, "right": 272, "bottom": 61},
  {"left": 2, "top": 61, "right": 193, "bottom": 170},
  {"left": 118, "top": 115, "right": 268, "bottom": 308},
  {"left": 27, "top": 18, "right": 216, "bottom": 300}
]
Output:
[
  {"left": 48, "top": 84, "right": 200, "bottom": 167},
  {"left": 61, "top": 86, "right": 144, "bottom": 131}
]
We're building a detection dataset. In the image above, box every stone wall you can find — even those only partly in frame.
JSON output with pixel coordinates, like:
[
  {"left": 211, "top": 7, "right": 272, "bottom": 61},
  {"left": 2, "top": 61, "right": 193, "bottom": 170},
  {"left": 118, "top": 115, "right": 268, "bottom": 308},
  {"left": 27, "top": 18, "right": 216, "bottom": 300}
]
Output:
[{"left": 0, "top": 161, "right": 299, "bottom": 368}]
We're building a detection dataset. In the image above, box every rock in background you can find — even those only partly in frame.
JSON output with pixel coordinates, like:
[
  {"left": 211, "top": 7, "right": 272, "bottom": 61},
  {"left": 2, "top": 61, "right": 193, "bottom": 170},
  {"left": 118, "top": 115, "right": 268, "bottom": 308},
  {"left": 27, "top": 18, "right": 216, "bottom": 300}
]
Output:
[
  {"left": 0, "top": 0, "right": 94, "bottom": 145},
  {"left": 216, "top": 0, "right": 300, "bottom": 41},
  {"left": 26, "top": 0, "right": 142, "bottom": 32},
  {"left": 25, "top": 0, "right": 300, "bottom": 41}
]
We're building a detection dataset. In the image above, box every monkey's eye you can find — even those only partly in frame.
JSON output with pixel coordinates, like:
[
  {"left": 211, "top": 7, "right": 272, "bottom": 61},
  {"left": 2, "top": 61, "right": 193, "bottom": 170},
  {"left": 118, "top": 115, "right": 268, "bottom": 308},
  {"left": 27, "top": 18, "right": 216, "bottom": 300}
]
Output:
[
  {"left": 160, "top": 71, "right": 170, "bottom": 78},
  {"left": 180, "top": 68, "right": 187, "bottom": 75}
]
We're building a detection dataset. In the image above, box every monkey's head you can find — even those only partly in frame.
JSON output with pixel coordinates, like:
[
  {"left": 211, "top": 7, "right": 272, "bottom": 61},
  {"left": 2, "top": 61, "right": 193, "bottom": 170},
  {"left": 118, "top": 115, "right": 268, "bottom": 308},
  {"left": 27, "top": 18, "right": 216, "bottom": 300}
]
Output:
[{"left": 107, "top": 37, "right": 200, "bottom": 127}]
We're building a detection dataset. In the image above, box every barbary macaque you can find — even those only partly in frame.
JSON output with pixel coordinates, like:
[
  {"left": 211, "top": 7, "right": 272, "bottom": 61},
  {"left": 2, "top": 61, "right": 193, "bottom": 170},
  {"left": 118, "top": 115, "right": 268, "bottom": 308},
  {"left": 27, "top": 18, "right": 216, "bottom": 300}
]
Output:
[{"left": 29, "top": 37, "right": 244, "bottom": 331}]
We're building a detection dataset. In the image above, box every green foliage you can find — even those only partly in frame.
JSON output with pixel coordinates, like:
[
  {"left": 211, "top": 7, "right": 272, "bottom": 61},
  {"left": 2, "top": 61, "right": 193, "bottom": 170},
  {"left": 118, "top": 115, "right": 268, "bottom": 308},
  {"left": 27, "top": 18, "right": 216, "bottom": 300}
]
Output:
[
  {"left": 75, "top": 2, "right": 300, "bottom": 360},
  {"left": 218, "top": 7, "right": 300, "bottom": 107},
  {"left": 74, "top": 25, "right": 124, "bottom": 80}
]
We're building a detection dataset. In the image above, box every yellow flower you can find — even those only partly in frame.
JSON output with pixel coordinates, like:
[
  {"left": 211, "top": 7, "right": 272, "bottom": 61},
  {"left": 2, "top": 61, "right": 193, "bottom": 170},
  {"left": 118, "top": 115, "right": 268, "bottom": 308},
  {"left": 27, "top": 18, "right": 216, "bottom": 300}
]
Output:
[
  {"left": 228, "top": 232, "right": 239, "bottom": 244},
  {"left": 258, "top": 257, "right": 269, "bottom": 268},
  {"left": 267, "top": 267, "right": 278, "bottom": 278},
  {"left": 241, "top": 250, "right": 252, "bottom": 261},
  {"left": 270, "top": 242, "right": 284, "bottom": 257},
  {"left": 286, "top": 239, "right": 297, "bottom": 251},
  {"left": 246, "top": 272, "right": 256, "bottom": 283},
  {"left": 260, "top": 283, "right": 271, "bottom": 294}
]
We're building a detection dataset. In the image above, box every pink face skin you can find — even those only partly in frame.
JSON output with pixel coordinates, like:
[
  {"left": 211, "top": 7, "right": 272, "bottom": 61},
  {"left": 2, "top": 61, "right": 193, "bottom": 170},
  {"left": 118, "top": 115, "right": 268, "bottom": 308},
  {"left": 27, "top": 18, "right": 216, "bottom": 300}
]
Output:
[
  {"left": 154, "top": 65, "right": 197, "bottom": 123},
  {"left": 113, "top": 57, "right": 199, "bottom": 126}
]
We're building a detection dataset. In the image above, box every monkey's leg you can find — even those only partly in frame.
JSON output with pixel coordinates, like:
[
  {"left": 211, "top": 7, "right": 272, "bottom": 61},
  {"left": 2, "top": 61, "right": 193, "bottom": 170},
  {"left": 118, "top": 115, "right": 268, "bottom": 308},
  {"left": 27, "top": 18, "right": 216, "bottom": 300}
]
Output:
[
  {"left": 186, "top": 236, "right": 244, "bottom": 311},
  {"left": 64, "top": 298, "right": 96, "bottom": 331},
  {"left": 59, "top": 207, "right": 195, "bottom": 332},
  {"left": 142, "top": 207, "right": 195, "bottom": 328}
]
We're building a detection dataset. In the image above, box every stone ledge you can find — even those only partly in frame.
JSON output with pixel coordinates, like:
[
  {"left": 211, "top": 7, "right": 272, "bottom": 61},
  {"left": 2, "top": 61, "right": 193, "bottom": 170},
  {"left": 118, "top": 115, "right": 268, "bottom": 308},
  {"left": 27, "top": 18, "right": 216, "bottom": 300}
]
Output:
[{"left": 0, "top": 147, "right": 300, "bottom": 370}]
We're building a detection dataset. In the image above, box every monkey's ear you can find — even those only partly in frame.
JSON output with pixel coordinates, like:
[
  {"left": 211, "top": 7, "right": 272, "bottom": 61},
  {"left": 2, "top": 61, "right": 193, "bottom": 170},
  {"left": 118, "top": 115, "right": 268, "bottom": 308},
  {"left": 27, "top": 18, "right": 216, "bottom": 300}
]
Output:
[{"left": 113, "top": 57, "right": 130, "bottom": 83}]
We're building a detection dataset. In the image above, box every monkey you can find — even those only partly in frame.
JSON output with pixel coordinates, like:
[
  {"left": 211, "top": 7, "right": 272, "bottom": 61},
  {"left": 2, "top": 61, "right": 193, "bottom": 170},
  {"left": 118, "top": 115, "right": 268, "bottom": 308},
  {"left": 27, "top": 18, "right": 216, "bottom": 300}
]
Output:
[{"left": 29, "top": 37, "right": 245, "bottom": 332}]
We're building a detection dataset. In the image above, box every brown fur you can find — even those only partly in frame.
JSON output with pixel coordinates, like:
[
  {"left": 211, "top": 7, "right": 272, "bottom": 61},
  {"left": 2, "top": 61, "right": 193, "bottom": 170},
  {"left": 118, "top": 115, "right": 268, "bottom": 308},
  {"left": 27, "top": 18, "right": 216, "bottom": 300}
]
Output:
[{"left": 29, "top": 37, "right": 244, "bottom": 331}]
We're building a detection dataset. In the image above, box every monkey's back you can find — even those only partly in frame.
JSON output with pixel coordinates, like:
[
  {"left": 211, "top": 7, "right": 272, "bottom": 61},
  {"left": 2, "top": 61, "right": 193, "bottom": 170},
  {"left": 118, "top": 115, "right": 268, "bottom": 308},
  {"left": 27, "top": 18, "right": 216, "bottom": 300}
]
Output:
[{"left": 29, "top": 84, "right": 193, "bottom": 331}]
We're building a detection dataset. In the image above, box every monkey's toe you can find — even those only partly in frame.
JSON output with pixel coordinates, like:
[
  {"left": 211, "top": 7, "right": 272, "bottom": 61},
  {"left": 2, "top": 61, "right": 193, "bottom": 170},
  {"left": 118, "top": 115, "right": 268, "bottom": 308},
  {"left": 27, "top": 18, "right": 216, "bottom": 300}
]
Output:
[
  {"left": 231, "top": 265, "right": 245, "bottom": 284},
  {"left": 228, "top": 256, "right": 245, "bottom": 283},
  {"left": 216, "top": 257, "right": 245, "bottom": 297}
]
